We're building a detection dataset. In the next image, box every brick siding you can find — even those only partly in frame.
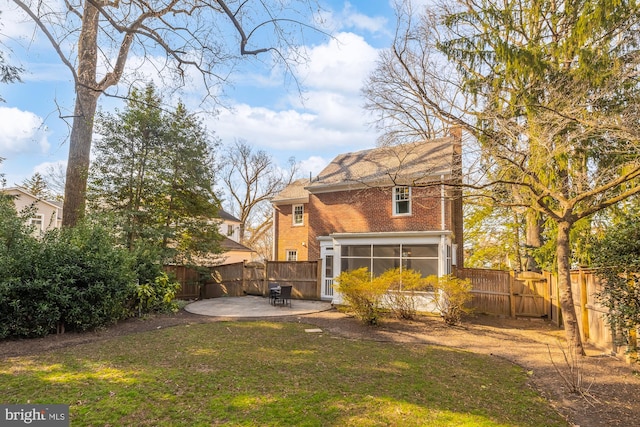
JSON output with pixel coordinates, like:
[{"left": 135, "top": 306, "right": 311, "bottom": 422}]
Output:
[
  {"left": 307, "top": 186, "right": 444, "bottom": 259},
  {"left": 273, "top": 203, "right": 309, "bottom": 261}
]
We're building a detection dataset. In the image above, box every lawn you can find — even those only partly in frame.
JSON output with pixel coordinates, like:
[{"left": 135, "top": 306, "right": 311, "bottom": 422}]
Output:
[{"left": 1, "top": 321, "right": 567, "bottom": 426}]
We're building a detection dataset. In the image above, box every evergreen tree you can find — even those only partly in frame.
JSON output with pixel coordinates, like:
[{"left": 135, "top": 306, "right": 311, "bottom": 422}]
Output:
[{"left": 89, "top": 84, "right": 222, "bottom": 263}]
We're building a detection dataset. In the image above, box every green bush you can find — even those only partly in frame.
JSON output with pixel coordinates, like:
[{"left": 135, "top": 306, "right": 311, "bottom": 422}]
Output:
[
  {"left": 133, "top": 272, "right": 181, "bottom": 315},
  {"left": 0, "top": 213, "right": 137, "bottom": 338},
  {"left": 427, "top": 274, "right": 473, "bottom": 325},
  {"left": 592, "top": 215, "right": 640, "bottom": 347},
  {"left": 38, "top": 223, "right": 137, "bottom": 331},
  {"left": 0, "top": 279, "right": 63, "bottom": 338},
  {"left": 334, "top": 267, "right": 388, "bottom": 325},
  {"left": 379, "top": 268, "right": 430, "bottom": 320}
]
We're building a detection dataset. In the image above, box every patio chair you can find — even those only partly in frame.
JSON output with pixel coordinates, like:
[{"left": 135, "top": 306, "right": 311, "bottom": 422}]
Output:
[
  {"left": 273, "top": 285, "right": 292, "bottom": 308},
  {"left": 268, "top": 282, "right": 280, "bottom": 305}
]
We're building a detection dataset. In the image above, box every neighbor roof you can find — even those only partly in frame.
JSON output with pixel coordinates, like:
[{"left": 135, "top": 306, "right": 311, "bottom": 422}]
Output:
[
  {"left": 218, "top": 209, "right": 241, "bottom": 223},
  {"left": 306, "top": 137, "right": 457, "bottom": 193}
]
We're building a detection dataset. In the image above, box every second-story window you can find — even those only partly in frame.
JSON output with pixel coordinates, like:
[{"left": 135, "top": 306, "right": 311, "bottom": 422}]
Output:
[
  {"left": 30, "top": 214, "right": 43, "bottom": 232},
  {"left": 393, "top": 186, "right": 411, "bottom": 216},
  {"left": 227, "top": 224, "right": 234, "bottom": 236},
  {"left": 293, "top": 204, "right": 304, "bottom": 226}
]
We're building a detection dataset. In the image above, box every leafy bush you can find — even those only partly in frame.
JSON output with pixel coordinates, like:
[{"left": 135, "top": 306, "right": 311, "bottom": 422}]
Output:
[
  {"left": 133, "top": 272, "right": 181, "bottom": 315},
  {"left": 427, "top": 274, "right": 473, "bottom": 325},
  {"left": 334, "top": 268, "right": 388, "bottom": 325},
  {"left": 0, "top": 213, "right": 137, "bottom": 338},
  {"left": 592, "top": 215, "right": 640, "bottom": 347},
  {"left": 379, "top": 268, "right": 430, "bottom": 320},
  {"left": 38, "top": 223, "right": 137, "bottom": 331},
  {"left": 0, "top": 279, "right": 63, "bottom": 338}
]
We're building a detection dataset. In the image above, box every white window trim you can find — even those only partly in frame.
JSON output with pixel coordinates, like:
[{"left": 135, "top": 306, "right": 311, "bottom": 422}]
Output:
[
  {"left": 30, "top": 214, "right": 44, "bottom": 231},
  {"left": 292, "top": 204, "right": 304, "bottom": 226},
  {"left": 393, "top": 186, "right": 412, "bottom": 216},
  {"left": 286, "top": 249, "right": 298, "bottom": 261}
]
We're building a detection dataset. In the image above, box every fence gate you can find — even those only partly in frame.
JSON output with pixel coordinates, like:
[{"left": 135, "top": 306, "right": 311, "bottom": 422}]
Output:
[{"left": 514, "top": 272, "right": 549, "bottom": 317}]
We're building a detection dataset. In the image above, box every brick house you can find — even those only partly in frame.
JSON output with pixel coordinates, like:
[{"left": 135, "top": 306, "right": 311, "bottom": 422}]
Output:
[{"left": 271, "top": 131, "right": 463, "bottom": 301}]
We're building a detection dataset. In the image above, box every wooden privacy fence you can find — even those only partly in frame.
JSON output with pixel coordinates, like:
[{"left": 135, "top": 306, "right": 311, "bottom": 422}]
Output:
[
  {"left": 266, "top": 261, "right": 320, "bottom": 300},
  {"left": 168, "top": 260, "right": 320, "bottom": 301},
  {"left": 457, "top": 267, "right": 624, "bottom": 358},
  {"left": 456, "top": 268, "right": 549, "bottom": 318}
]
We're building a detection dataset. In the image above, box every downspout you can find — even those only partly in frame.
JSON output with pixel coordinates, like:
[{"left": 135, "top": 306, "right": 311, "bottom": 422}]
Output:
[
  {"left": 440, "top": 175, "right": 446, "bottom": 276},
  {"left": 441, "top": 175, "right": 446, "bottom": 231}
]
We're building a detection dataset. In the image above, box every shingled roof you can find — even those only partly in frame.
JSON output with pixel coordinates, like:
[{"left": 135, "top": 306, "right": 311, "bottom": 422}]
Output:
[
  {"left": 271, "top": 178, "right": 311, "bottom": 204},
  {"left": 271, "top": 136, "right": 459, "bottom": 202},
  {"left": 306, "top": 137, "right": 457, "bottom": 193}
]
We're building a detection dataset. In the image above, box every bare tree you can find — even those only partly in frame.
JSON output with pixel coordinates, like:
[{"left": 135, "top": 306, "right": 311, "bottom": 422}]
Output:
[
  {"left": 362, "top": 3, "right": 469, "bottom": 145},
  {"left": 0, "top": 10, "right": 23, "bottom": 103},
  {"left": 41, "top": 163, "right": 66, "bottom": 201},
  {"left": 220, "top": 139, "right": 297, "bottom": 258},
  {"left": 11, "top": 0, "right": 326, "bottom": 227},
  {"left": 363, "top": 0, "right": 640, "bottom": 354}
]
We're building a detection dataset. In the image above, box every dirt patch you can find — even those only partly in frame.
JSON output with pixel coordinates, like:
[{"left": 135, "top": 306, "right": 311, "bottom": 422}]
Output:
[{"left": 2, "top": 308, "right": 638, "bottom": 427}]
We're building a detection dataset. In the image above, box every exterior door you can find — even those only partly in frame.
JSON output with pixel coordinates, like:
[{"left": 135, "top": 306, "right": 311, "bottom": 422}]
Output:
[{"left": 321, "top": 246, "right": 335, "bottom": 300}]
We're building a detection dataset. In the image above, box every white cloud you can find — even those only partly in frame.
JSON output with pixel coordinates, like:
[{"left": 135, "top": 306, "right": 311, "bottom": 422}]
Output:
[
  {"left": 0, "top": 1, "right": 38, "bottom": 40},
  {"left": 203, "top": 30, "right": 381, "bottom": 160},
  {"left": 297, "top": 32, "right": 379, "bottom": 94},
  {"left": 0, "top": 107, "right": 50, "bottom": 154},
  {"left": 299, "top": 156, "right": 329, "bottom": 177},
  {"left": 33, "top": 159, "right": 66, "bottom": 176},
  {"left": 319, "top": 2, "right": 390, "bottom": 36},
  {"left": 341, "top": 2, "right": 390, "bottom": 33}
]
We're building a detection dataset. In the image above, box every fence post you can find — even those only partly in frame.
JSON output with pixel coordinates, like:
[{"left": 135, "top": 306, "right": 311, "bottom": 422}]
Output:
[
  {"left": 509, "top": 270, "right": 516, "bottom": 318},
  {"left": 579, "top": 268, "right": 590, "bottom": 341},
  {"left": 242, "top": 260, "right": 247, "bottom": 295}
]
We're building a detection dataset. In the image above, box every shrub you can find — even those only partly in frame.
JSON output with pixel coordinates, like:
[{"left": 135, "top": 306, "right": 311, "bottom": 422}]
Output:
[
  {"left": 0, "top": 279, "right": 63, "bottom": 338},
  {"left": 0, "top": 216, "right": 137, "bottom": 338},
  {"left": 592, "top": 215, "right": 640, "bottom": 347},
  {"left": 133, "top": 272, "right": 181, "bottom": 315},
  {"left": 39, "top": 222, "right": 137, "bottom": 331},
  {"left": 379, "top": 268, "right": 430, "bottom": 320},
  {"left": 334, "top": 268, "right": 388, "bottom": 325},
  {"left": 427, "top": 274, "right": 473, "bottom": 325}
]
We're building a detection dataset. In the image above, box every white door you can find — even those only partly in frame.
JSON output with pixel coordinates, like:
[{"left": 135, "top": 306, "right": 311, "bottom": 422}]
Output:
[{"left": 320, "top": 246, "right": 334, "bottom": 300}]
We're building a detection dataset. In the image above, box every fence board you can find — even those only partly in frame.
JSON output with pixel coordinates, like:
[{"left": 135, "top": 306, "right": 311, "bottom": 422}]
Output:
[
  {"left": 458, "top": 267, "right": 627, "bottom": 359},
  {"left": 168, "top": 260, "right": 320, "bottom": 301},
  {"left": 457, "top": 268, "right": 512, "bottom": 317},
  {"left": 266, "top": 261, "right": 320, "bottom": 300}
]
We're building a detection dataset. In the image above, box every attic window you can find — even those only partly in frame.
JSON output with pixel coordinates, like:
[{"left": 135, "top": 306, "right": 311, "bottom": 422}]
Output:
[{"left": 393, "top": 186, "right": 411, "bottom": 216}]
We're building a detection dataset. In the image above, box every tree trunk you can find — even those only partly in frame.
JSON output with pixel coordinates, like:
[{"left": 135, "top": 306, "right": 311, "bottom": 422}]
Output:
[
  {"left": 556, "top": 219, "right": 585, "bottom": 355},
  {"left": 61, "top": 2, "right": 100, "bottom": 227},
  {"left": 62, "top": 88, "right": 98, "bottom": 227},
  {"left": 524, "top": 208, "right": 542, "bottom": 272}
]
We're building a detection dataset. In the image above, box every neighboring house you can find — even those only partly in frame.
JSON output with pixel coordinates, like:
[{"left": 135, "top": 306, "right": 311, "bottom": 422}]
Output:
[
  {"left": 2, "top": 187, "right": 63, "bottom": 234},
  {"left": 271, "top": 130, "right": 463, "bottom": 302},
  {"left": 216, "top": 209, "right": 257, "bottom": 265},
  {"left": 218, "top": 209, "right": 242, "bottom": 243}
]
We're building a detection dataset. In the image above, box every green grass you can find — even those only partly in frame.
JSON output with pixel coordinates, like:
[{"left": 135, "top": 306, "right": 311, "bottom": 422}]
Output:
[{"left": 1, "top": 322, "right": 567, "bottom": 426}]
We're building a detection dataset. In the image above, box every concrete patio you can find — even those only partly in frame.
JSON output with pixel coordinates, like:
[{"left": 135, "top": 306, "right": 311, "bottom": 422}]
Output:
[{"left": 184, "top": 295, "right": 333, "bottom": 318}]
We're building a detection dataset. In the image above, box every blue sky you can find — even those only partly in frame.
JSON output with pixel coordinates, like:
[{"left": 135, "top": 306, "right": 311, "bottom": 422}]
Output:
[{"left": 0, "top": 1, "right": 411, "bottom": 201}]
